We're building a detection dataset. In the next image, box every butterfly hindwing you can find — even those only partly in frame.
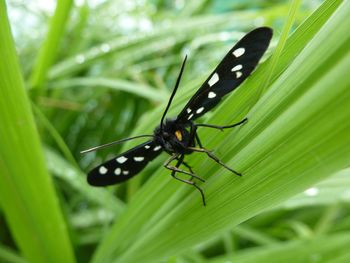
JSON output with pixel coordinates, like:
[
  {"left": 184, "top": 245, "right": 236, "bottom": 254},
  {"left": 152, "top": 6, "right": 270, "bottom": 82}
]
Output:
[
  {"left": 87, "top": 141, "right": 163, "bottom": 186},
  {"left": 176, "top": 27, "right": 273, "bottom": 123}
]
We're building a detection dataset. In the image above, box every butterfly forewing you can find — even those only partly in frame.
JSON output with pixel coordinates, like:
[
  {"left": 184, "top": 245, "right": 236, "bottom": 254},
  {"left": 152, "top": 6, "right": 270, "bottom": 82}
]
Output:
[
  {"left": 87, "top": 141, "right": 162, "bottom": 186},
  {"left": 176, "top": 27, "right": 273, "bottom": 123}
]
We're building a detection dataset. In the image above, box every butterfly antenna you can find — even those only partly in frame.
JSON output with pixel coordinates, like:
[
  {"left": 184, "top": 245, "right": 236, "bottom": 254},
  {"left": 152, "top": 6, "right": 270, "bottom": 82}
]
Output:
[
  {"left": 80, "top": 135, "right": 154, "bottom": 154},
  {"left": 160, "top": 55, "right": 187, "bottom": 131}
]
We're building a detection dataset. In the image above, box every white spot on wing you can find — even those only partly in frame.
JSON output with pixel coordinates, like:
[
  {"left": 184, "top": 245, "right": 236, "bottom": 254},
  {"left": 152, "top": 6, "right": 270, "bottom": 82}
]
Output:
[
  {"left": 153, "top": 145, "right": 161, "bottom": 151},
  {"left": 236, "top": 71, "right": 242, "bottom": 78},
  {"left": 134, "top": 157, "right": 144, "bottom": 162},
  {"left": 196, "top": 107, "right": 204, "bottom": 114},
  {"left": 145, "top": 145, "right": 150, "bottom": 149},
  {"left": 232, "top": 47, "right": 245, "bottom": 57},
  {"left": 231, "top": 64, "right": 243, "bottom": 71},
  {"left": 99, "top": 166, "right": 108, "bottom": 174},
  {"left": 122, "top": 170, "right": 129, "bottom": 175},
  {"left": 114, "top": 168, "right": 121, "bottom": 175},
  {"left": 188, "top": 113, "right": 194, "bottom": 120},
  {"left": 208, "top": 73, "right": 219, "bottom": 87},
  {"left": 186, "top": 108, "right": 192, "bottom": 113},
  {"left": 208, "top": 92, "right": 216, "bottom": 99},
  {"left": 116, "top": 156, "right": 127, "bottom": 163}
]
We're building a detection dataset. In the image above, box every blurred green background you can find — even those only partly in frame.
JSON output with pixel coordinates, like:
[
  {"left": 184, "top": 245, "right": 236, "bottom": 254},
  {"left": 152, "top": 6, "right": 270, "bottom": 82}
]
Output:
[{"left": 1, "top": 0, "right": 350, "bottom": 262}]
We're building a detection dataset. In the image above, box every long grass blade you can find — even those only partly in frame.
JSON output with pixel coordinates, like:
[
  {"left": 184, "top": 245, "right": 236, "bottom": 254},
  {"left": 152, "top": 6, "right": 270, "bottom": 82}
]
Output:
[
  {"left": 30, "top": 0, "right": 73, "bottom": 91},
  {"left": 0, "top": 2, "right": 75, "bottom": 262}
]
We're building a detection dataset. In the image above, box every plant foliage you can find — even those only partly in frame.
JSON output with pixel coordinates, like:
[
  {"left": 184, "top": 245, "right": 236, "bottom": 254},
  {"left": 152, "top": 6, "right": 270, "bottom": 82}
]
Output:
[{"left": 0, "top": 0, "right": 349, "bottom": 263}]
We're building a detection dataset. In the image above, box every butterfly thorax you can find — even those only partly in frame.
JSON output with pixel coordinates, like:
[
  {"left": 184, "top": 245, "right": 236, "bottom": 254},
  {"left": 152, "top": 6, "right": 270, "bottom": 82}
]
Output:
[{"left": 154, "top": 118, "right": 195, "bottom": 155}]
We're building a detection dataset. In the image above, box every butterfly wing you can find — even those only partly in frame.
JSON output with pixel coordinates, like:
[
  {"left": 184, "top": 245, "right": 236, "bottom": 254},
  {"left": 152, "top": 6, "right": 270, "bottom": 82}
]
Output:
[
  {"left": 176, "top": 27, "right": 273, "bottom": 123},
  {"left": 87, "top": 141, "right": 163, "bottom": 186}
]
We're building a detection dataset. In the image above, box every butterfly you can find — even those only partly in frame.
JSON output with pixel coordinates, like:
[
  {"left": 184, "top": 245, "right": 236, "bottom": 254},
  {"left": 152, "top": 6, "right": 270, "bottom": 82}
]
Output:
[{"left": 82, "top": 27, "right": 273, "bottom": 205}]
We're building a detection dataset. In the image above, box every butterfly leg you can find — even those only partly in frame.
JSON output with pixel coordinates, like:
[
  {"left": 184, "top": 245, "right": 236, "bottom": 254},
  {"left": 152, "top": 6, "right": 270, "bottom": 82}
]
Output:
[
  {"left": 165, "top": 155, "right": 206, "bottom": 206},
  {"left": 188, "top": 147, "right": 241, "bottom": 176},
  {"left": 194, "top": 117, "right": 248, "bottom": 131},
  {"left": 164, "top": 154, "right": 205, "bottom": 182},
  {"left": 189, "top": 122, "right": 203, "bottom": 148},
  {"left": 195, "top": 132, "right": 203, "bottom": 148},
  {"left": 177, "top": 157, "right": 195, "bottom": 174},
  {"left": 165, "top": 154, "right": 206, "bottom": 206},
  {"left": 182, "top": 160, "right": 194, "bottom": 173},
  {"left": 177, "top": 157, "right": 203, "bottom": 183}
]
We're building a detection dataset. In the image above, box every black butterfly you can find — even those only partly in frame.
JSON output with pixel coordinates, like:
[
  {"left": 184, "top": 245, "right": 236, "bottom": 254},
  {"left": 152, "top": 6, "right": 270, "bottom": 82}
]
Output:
[{"left": 82, "top": 27, "right": 273, "bottom": 205}]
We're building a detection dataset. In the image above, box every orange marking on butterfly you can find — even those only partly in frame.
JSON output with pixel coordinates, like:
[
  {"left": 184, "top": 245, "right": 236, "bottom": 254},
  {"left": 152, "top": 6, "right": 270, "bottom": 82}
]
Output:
[{"left": 175, "top": 130, "right": 182, "bottom": 141}]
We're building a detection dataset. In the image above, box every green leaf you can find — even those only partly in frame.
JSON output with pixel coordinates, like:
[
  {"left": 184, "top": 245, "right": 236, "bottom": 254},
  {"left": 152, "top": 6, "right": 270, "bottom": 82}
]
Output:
[
  {"left": 0, "top": 2, "right": 75, "bottom": 263},
  {"left": 49, "top": 77, "right": 169, "bottom": 102},
  {"left": 208, "top": 232, "right": 350, "bottom": 263},
  {"left": 30, "top": 0, "right": 73, "bottom": 90},
  {"left": 47, "top": 11, "right": 265, "bottom": 79},
  {"left": 0, "top": 244, "right": 26, "bottom": 263},
  {"left": 45, "top": 147, "right": 124, "bottom": 214},
  {"left": 280, "top": 169, "right": 350, "bottom": 209}
]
